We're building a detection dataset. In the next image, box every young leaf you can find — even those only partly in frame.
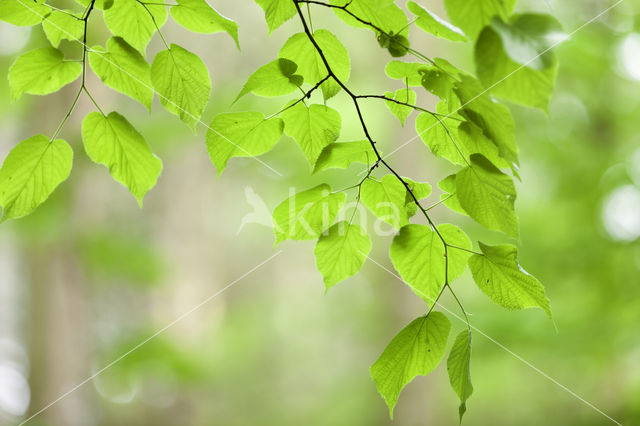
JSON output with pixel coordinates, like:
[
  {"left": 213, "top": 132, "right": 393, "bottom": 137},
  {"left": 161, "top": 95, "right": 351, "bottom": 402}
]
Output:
[
  {"left": 170, "top": 0, "right": 239, "bottom": 48},
  {"left": 206, "top": 112, "right": 283, "bottom": 175},
  {"left": 385, "top": 61, "right": 433, "bottom": 86},
  {"left": 360, "top": 175, "right": 410, "bottom": 229},
  {"left": 281, "top": 102, "right": 341, "bottom": 167},
  {"left": 438, "top": 174, "right": 467, "bottom": 216},
  {"left": 89, "top": 37, "right": 154, "bottom": 110},
  {"left": 443, "top": 0, "right": 516, "bottom": 40},
  {"left": 272, "top": 184, "right": 345, "bottom": 244},
  {"left": 254, "top": 0, "right": 296, "bottom": 34},
  {"left": 104, "top": 0, "right": 167, "bottom": 54},
  {"left": 42, "top": 10, "right": 84, "bottom": 48},
  {"left": 475, "top": 14, "right": 563, "bottom": 110},
  {"left": 456, "top": 154, "right": 518, "bottom": 238},
  {"left": 151, "top": 44, "right": 211, "bottom": 129},
  {"left": 370, "top": 312, "right": 451, "bottom": 419},
  {"left": 384, "top": 88, "right": 416, "bottom": 126},
  {"left": 331, "top": 0, "right": 408, "bottom": 36},
  {"left": 235, "top": 58, "right": 303, "bottom": 101},
  {"left": 279, "top": 30, "right": 350, "bottom": 100},
  {"left": 9, "top": 48, "right": 82, "bottom": 101},
  {"left": 415, "top": 113, "right": 465, "bottom": 165},
  {"left": 0, "top": 135, "right": 72, "bottom": 221},
  {"left": 407, "top": 1, "right": 467, "bottom": 42},
  {"left": 447, "top": 330, "right": 473, "bottom": 421},
  {"left": 314, "top": 221, "right": 371, "bottom": 290},
  {"left": 469, "top": 242, "right": 552, "bottom": 316},
  {"left": 403, "top": 178, "right": 431, "bottom": 219},
  {"left": 421, "top": 69, "right": 457, "bottom": 107},
  {"left": 314, "top": 140, "right": 373, "bottom": 173},
  {"left": 0, "top": 0, "right": 50, "bottom": 26},
  {"left": 389, "top": 224, "right": 471, "bottom": 302},
  {"left": 81, "top": 112, "right": 162, "bottom": 205},
  {"left": 75, "top": 0, "right": 114, "bottom": 10}
]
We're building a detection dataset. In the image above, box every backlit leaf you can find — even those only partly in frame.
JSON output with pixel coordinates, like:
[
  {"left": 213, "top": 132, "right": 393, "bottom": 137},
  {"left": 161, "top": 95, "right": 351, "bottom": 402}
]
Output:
[
  {"left": 443, "top": 0, "right": 516, "bottom": 40},
  {"left": 104, "top": 0, "right": 167, "bottom": 54},
  {"left": 384, "top": 88, "right": 416, "bottom": 126},
  {"left": 407, "top": 1, "right": 467, "bottom": 42},
  {"left": 447, "top": 330, "right": 473, "bottom": 421},
  {"left": 314, "top": 140, "right": 373, "bottom": 172},
  {"left": 236, "top": 58, "right": 302, "bottom": 101},
  {"left": 42, "top": 10, "right": 84, "bottom": 48},
  {"left": 254, "top": 0, "right": 296, "bottom": 34},
  {"left": 170, "top": 0, "right": 239, "bottom": 48},
  {"left": 0, "top": 0, "right": 50, "bottom": 26}
]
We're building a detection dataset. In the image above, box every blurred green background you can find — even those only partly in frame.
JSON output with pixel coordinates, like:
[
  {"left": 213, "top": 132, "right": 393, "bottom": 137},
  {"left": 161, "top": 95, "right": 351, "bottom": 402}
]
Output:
[{"left": 1, "top": 0, "right": 639, "bottom": 425}]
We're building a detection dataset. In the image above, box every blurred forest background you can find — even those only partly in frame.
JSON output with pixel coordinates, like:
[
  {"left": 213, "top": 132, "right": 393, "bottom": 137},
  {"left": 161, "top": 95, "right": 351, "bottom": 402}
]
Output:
[{"left": 1, "top": 0, "right": 640, "bottom": 425}]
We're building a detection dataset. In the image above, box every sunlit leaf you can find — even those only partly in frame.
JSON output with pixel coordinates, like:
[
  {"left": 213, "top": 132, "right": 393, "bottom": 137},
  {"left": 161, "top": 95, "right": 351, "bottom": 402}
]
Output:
[
  {"left": 236, "top": 58, "right": 303, "bottom": 101},
  {"left": 254, "top": 0, "right": 296, "bottom": 34},
  {"left": 443, "top": 0, "right": 516, "bottom": 40},
  {"left": 407, "top": 1, "right": 467, "bottom": 42},
  {"left": 170, "top": 0, "right": 239, "bottom": 48},
  {"left": 104, "top": 0, "right": 167, "bottom": 54},
  {"left": 42, "top": 10, "right": 83, "bottom": 47},
  {"left": 0, "top": 0, "right": 50, "bottom": 26},
  {"left": 384, "top": 88, "right": 416, "bottom": 125},
  {"left": 447, "top": 330, "right": 473, "bottom": 421},
  {"left": 314, "top": 140, "right": 373, "bottom": 172}
]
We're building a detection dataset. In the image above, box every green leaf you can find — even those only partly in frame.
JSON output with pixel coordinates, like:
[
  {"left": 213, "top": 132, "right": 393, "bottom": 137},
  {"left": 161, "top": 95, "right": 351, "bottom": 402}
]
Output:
[
  {"left": 415, "top": 113, "right": 465, "bottom": 165},
  {"left": 0, "top": 135, "right": 72, "bottom": 221},
  {"left": 0, "top": 0, "right": 50, "bottom": 26},
  {"left": 42, "top": 10, "right": 83, "bottom": 48},
  {"left": 9, "top": 47, "right": 82, "bottom": 101},
  {"left": 454, "top": 74, "right": 518, "bottom": 166},
  {"left": 456, "top": 154, "right": 518, "bottom": 237},
  {"left": 314, "top": 221, "right": 371, "bottom": 290},
  {"left": 236, "top": 58, "right": 303, "bottom": 101},
  {"left": 443, "top": 0, "right": 516, "bottom": 40},
  {"left": 403, "top": 178, "right": 431, "bottom": 219},
  {"left": 254, "top": 0, "right": 296, "bottom": 34},
  {"left": 89, "top": 37, "right": 154, "bottom": 110},
  {"left": 384, "top": 88, "right": 416, "bottom": 126},
  {"left": 360, "top": 174, "right": 410, "bottom": 229},
  {"left": 81, "top": 112, "right": 162, "bottom": 205},
  {"left": 385, "top": 61, "right": 433, "bottom": 86},
  {"left": 438, "top": 174, "right": 467, "bottom": 216},
  {"left": 75, "top": 0, "right": 114, "bottom": 10},
  {"left": 389, "top": 224, "right": 471, "bottom": 302},
  {"left": 407, "top": 1, "right": 467, "bottom": 42},
  {"left": 151, "top": 44, "right": 211, "bottom": 129},
  {"left": 447, "top": 330, "right": 473, "bottom": 421},
  {"left": 330, "top": 0, "right": 408, "bottom": 36},
  {"left": 206, "top": 112, "right": 283, "bottom": 175},
  {"left": 314, "top": 140, "right": 373, "bottom": 172},
  {"left": 370, "top": 312, "right": 451, "bottom": 418},
  {"left": 420, "top": 68, "right": 457, "bottom": 107},
  {"left": 281, "top": 102, "right": 341, "bottom": 167},
  {"left": 279, "top": 30, "right": 350, "bottom": 100},
  {"left": 469, "top": 242, "right": 551, "bottom": 316},
  {"left": 104, "top": 0, "right": 167, "bottom": 53},
  {"left": 272, "top": 184, "right": 345, "bottom": 244},
  {"left": 170, "top": 0, "right": 239, "bottom": 48},
  {"left": 475, "top": 14, "right": 563, "bottom": 110}
]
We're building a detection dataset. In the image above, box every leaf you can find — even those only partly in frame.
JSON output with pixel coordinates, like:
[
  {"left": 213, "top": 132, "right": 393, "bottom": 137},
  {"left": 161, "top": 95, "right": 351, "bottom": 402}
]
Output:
[
  {"left": 469, "top": 242, "right": 552, "bottom": 316},
  {"left": 314, "top": 140, "right": 373, "bottom": 172},
  {"left": 104, "top": 0, "right": 167, "bottom": 53},
  {"left": 42, "top": 10, "right": 84, "bottom": 48},
  {"left": 421, "top": 68, "right": 457, "bottom": 107},
  {"left": 360, "top": 174, "right": 410, "bottom": 229},
  {"left": 456, "top": 154, "right": 518, "bottom": 237},
  {"left": 370, "top": 312, "right": 451, "bottom": 419},
  {"left": 151, "top": 44, "right": 211, "bottom": 129},
  {"left": 81, "top": 112, "right": 162, "bottom": 205},
  {"left": 0, "top": 0, "right": 50, "bottom": 26},
  {"left": 415, "top": 113, "right": 465, "bottom": 165},
  {"left": 438, "top": 174, "right": 467, "bottom": 216},
  {"left": 281, "top": 103, "right": 341, "bottom": 167},
  {"left": 0, "top": 135, "right": 72, "bottom": 221},
  {"left": 272, "top": 184, "right": 345, "bottom": 244},
  {"left": 254, "top": 0, "right": 296, "bottom": 34},
  {"left": 314, "top": 221, "right": 371, "bottom": 290},
  {"left": 403, "top": 178, "right": 431, "bottom": 218},
  {"left": 236, "top": 58, "right": 303, "bottom": 101},
  {"left": 407, "top": 1, "right": 467, "bottom": 42},
  {"left": 385, "top": 61, "right": 433, "bottom": 86},
  {"left": 389, "top": 224, "right": 471, "bottom": 302},
  {"left": 75, "top": 0, "right": 115, "bottom": 10},
  {"left": 170, "top": 0, "right": 239, "bottom": 48},
  {"left": 443, "top": 0, "right": 516, "bottom": 40},
  {"left": 279, "top": 30, "right": 350, "bottom": 100},
  {"left": 330, "top": 0, "right": 408, "bottom": 36},
  {"left": 475, "top": 14, "right": 563, "bottom": 110},
  {"left": 89, "top": 37, "right": 154, "bottom": 110},
  {"left": 206, "top": 112, "right": 283, "bottom": 175},
  {"left": 454, "top": 74, "right": 518, "bottom": 166},
  {"left": 384, "top": 88, "right": 416, "bottom": 126},
  {"left": 9, "top": 47, "right": 82, "bottom": 101},
  {"left": 447, "top": 330, "right": 473, "bottom": 421}
]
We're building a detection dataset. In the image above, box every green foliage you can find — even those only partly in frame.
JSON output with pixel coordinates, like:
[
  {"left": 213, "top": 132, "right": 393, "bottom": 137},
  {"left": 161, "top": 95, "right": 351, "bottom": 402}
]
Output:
[
  {"left": 9, "top": 47, "right": 82, "bottom": 100},
  {"left": 281, "top": 102, "right": 341, "bottom": 167},
  {"left": 360, "top": 175, "right": 428, "bottom": 229},
  {"left": 443, "top": 0, "right": 516, "bottom": 40},
  {"left": 314, "top": 140, "right": 373, "bottom": 172},
  {"left": 0, "top": 135, "right": 72, "bottom": 221},
  {"left": 151, "top": 44, "right": 211, "bottom": 128},
  {"left": 407, "top": 1, "right": 467, "bottom": 42},
  {"left": 42, "top": 10, "right": 83, "bottom": 48},
  {"left": 447, "top": 330, "right": 473, "bottom": 421},
  {"left": 81, "top": 112, "right": 162, "bottom": 205},
  {"left": 0, "top": 0, "right": 51, "bottom": 27},
  {"left": 104, "top": 0, "right": 167, "bottom": 54},
  {"left": 384, "top": 88, "right": 416, "bottom": 125},
  {"left": 370, "top": 312, "right": 451, "bottom": 418},
  {"left": 236, "top": 58, "right": 303, "bottom": 101},
  {"left": 314, "top": 221, "right": 371, "bottom": 291},
  {"left": 385, "top": 60, "right": 431, "bottom": 86},
  {"left": 254, "top": 0, "right": 296, "bottom": 34},
  {"left": 89, "top": 37, "right": 154, "bottom": 110},
  {"left": 469, "top": 243, "right": 552, "bottom": 316},
  {"left": 206, "top": 112, "right": 283, "bottom": 175},
  {"left": 389, "top": 224, "right": 470, "bottom": 301},
  {"left": 170, "top": 0, "right": 239, "bottom": 47}
]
